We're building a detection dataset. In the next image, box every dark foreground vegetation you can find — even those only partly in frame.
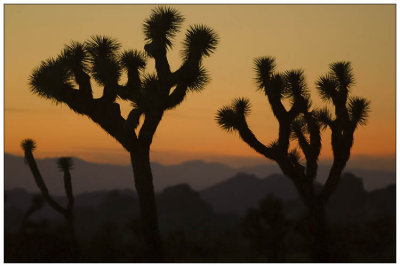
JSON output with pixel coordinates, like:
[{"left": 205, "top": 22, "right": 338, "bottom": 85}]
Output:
[{"left": 5, "top": 173, "right": 395, "bottom": 263}]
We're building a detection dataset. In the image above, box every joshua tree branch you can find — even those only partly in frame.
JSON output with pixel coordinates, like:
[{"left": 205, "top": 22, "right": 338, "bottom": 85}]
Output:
[
  {"left": 267, "top": 94, "right": 287, "bottom": 120},
  {"left": 63, "top": 169, "right": 74, "bottom": 211},
  {"left": 126, "top": 67, "right": 143, "bottom": 92},
  {"left": 125, "top": 108, "right": 143, "bottom": 132},
  {"left": 138, "top": 111, "right": 163, "bottom": 147},
  {"left": 170, "top": 54, "right": 202, "bottom": 86},
  {"left": 54, "top": 87, "right": 138, "bottom": 151},
  {"left": 165, "top": 83, "right": 189, "bottom": 109},
  {"left": 305, "top": 115, "right": 321, "bottom": 179},
  {"left": 73, "top": 69, "right": 93, "bottom": 99},
  {"left": 332, "top": 97, "right": 350, "bottom": 127},
  {"left": 153, "top": 53, "right": 172, "bottom": 83},
  {"left": 24, "top": 152, "right": 66, "bottom": 215},
  {"left": 318, "top": 157, "right": 348, "bottom": 204},
  {"left": 277, "top": 121, "right": 291, "bottom": 154},
  {"left": 236, "top": 119, "right": 275, "bottom": 160},
  {"left": 292, "top": 126, "right": 318, "bottom": 179}
]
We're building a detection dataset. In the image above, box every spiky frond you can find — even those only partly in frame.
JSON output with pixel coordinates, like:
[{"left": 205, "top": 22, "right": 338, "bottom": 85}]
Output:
[
  {"left": 316, "top": 74, "right": 337, "bottom": 102},
  {"left": 233, "top": 97, "right": 251, "bottom": 116},
  {"left": 86, "top": 35, "right": 120, "bottom": 58},
  {"left": 21, "top": 139, "right": 36, "bottom": 152},
  {"left": 290, "top": 116, "right": 307, "bottom": 139},
  {"left": 254, "top": 56, "right": 276, "bottom": 90},
  {"left": 186, "top": 65, "right": 210, "bottom": 92},
  {"left": 182, "top": 25, "right": 218, "bottom": 59},
  {"left": 283, "top": 69, "right": 308, "bottom": 99},
  {"left": 57, "top": 157, "right": 74, "bottom": 172},
  {"left": 216, "top": 106, "right": 238, "bottom": 132},
  {"left": 62, "top": 41, "right": 89, "bottom": 73},
  {"left": 143, "top": 6, "right": 184, "bottom": 49},
  {"left": 267, "top": 73, "right": 285, "bottom": 99},
  {"left": 86, "top": 36, "right": 121, "bottom": 85},
  {"left": 29, "top": 57, "right": 72, "bottom": 102},
  {"left": 348, "top": 96, "right": 370, "bottom": 127},
  {"left": 120, "top": 50, "right": 147, "bottom": 70},
  {"left": 330, "top": 61, "right": 354, "bottom": 89},
  {"left": 314, "top": 107, "right": 333, "bottom": 130}
]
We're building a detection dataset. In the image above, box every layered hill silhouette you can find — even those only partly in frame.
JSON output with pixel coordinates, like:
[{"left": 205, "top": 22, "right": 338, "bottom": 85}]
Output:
[
  {"left": 4, "top": 153, "right": 395, "bottom": 195},
  {"left": 5, "top": 172, "right": 395, "bottom": 228},
  {"left": 5, "top": 171, "right": 395, "bottom": 262},
  {"left": 200, "top": 173, "right": 298, "bottom": 215}
]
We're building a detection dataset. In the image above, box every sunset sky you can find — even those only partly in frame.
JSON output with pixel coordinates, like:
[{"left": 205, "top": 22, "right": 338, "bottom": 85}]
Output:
[{"left": 4, "top": 4, "right": 395, "bottom": 166}]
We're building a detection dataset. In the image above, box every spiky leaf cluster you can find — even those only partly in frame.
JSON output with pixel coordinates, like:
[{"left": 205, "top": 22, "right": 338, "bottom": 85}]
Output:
[
  {"left": 255, "top": 58, "right": 311, "bottom": 112},
  {"left": 180, "top": 65, "right": 210, "bottom": 92},
  {"left": 30, "top": 57, "right": 72, "bottom": 102},
  {"left": 348, "top": 96, "right": 370, "bottom": 127},
  {"left": 316, "top": 61, "right": 354, "bottom": 103},
  {"left": 330, "top": 61, "right": 354, "bottom": 89},
  {"left": 254, "top": 56, "right": 276, "bottom": 90},
  {"left": 143, "top": 6, "right": 184, "bottom": 49},
  {"left": 316, "top": 74, "right": 337, "bottom": 102},
  {"left": 314, "top": 107, "right": 333, "bottom": 130},
  {"left": 315, "top": 62, "right": 370, "bottom": 130},
  {"left": 120, "top": 50, "right": 147, "bottom": 70},
  {"left": 21, "top": 139, "right": 36, "bottom": 153},
  {"left": 216, "top": 97, "right": 251, "bottom": 132},
  {"left": 61, "top": 41, "right": 90, "bottom": 74},
  {"left": 57, "top": 157, "right": 74, "bottom": 172},
  {"left": 85, "top": 36, "right": 122, "bottom": 85},
  {"left": 182, "top": 25, "right": 219, "bottom": 59},
  {"left": 283, "top": 70, "right": 309, "bottom": 101}
]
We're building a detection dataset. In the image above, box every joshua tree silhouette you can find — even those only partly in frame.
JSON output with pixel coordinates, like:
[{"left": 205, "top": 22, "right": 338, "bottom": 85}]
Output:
[
  {"left": 21, "top": 139, "right": 79, "bottom": 258},
  {"left": 29, "top": 7, "right": 218, "bottom": 260},
  {"left": 216, "top": 58, "right": 370, "bottom": 262}
]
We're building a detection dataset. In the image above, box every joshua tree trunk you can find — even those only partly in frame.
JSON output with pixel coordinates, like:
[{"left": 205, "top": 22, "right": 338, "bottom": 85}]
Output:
[
  {"left": 309, "top": 202, "right": 330, "bottom": 262},
  {"left": 130, "top": 148, "right": 163, "bottom": 262},
  {"left": 64, "top": 212, "right": 80, "bottom": 259}
]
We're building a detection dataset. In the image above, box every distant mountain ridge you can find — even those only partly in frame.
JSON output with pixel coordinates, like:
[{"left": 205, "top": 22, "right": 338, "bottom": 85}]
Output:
[
  {"left": 199, "top": 172, "right": 395, "bottom": 219},
  {"left": 200, "top": 173, "right": 298, "bottom": 215},
  {"left": 4, "top": 153, "right": 395, "bottom": 195},
  {"left": 5, "top": 172, "right": 395, "bottom": 228}
]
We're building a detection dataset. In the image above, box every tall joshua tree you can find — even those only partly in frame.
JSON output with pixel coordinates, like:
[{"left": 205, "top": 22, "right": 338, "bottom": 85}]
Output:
[
  {"left": 29, "top": 7, "right": 218, "bottom": 260},
  {"left": 216, "top": 58, "right": 369, "bottom": 262},
  {"left": 21, "top": 139, "right": 78, "bottom": 255}
]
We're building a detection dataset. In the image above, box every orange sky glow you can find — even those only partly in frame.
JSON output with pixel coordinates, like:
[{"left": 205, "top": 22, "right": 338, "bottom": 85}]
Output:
[{"left": 4, "top": 4, "right": 395, "bottom": 166}]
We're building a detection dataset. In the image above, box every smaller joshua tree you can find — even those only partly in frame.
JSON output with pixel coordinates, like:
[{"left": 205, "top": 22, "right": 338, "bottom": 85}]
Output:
[
  {"left": 216, "top": 58, "right": 370, "bottom": 262},
  {"left": 21, "top": 139, "right": 78, "bottom": 256}
]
